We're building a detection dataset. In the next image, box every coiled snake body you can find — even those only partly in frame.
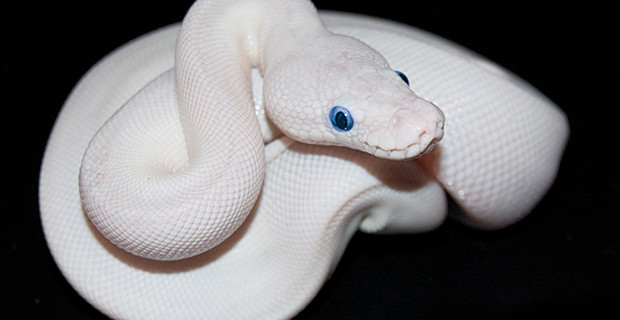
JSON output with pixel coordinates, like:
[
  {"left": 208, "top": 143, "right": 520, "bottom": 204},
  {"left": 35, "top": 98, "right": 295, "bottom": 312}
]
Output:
[{"left": 39, "top": 0, "right": 569, "bottom": 318}]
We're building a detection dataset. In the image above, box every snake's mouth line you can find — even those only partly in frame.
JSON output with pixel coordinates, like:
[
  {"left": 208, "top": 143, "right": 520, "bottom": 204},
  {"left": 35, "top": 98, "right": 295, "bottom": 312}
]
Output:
[
  {"left": 364, "top": 141, "right": 424, "bottom": 160},
  {"left": 362, "top": 133, "right": 433, "bottom": 160},
  {"left": 363, "top": 121, "right": 444, "bottom": 160}
]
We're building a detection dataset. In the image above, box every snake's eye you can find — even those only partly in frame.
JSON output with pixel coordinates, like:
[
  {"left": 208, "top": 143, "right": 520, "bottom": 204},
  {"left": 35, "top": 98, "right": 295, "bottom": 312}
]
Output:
[
  {"left": 329, "top": 106, "right": 354, "bottom": 132},
  {"left": 395, "top": 70, "right": 409, "bottom": 86}
]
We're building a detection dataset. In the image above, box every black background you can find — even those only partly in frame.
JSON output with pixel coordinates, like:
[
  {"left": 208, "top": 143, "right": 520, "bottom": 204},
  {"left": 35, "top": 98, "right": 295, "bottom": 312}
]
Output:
[{"left": 3, "top": 0, "right": 619, "bottom": 319}]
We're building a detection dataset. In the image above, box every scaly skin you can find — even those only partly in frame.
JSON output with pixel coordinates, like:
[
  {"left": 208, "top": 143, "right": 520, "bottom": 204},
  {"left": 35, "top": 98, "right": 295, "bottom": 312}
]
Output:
[{"left": 39, "top": 0, "right": 568, "bottom": 319}]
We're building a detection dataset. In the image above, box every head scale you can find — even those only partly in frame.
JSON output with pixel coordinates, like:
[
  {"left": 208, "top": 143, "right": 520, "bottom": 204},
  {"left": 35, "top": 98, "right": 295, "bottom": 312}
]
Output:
[{"left": 264, "top": 34, "right": 444, "bottom": 160}]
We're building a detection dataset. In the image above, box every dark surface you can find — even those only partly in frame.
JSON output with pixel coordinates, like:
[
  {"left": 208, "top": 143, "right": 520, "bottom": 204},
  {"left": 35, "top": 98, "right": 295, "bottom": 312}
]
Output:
[{"left": 3, "top": 1, "right": 619, "bottom": 319}]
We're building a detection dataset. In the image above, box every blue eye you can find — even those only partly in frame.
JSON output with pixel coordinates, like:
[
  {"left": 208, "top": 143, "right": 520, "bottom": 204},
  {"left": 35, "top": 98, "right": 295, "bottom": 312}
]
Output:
[
  {"left": 329, "top": 106, "right": 354, "bottom": 132},
  {"left": 395, "top": 70, "right": 409, "bottom": 86}
]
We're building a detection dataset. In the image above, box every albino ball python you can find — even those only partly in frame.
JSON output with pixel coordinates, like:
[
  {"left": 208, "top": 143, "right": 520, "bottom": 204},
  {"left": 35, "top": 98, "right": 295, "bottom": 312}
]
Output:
[{"left": 39, "top": 0, "right": 569, "bottom": 318}]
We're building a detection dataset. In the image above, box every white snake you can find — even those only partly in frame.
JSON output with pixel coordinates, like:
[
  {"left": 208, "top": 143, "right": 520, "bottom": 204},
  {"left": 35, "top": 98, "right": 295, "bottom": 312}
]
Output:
[{"left": 39, "top": 0, "right": 569, "bottom": 318}]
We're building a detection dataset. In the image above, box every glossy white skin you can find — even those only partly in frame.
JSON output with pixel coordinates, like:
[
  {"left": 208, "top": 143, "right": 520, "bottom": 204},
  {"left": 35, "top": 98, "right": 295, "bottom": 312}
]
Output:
[
  {"left": 38, "top": 1, "right": 569, "bottom": 319},
  {"left": 78, "top": 0, "right": 444, "bottom": 261}
]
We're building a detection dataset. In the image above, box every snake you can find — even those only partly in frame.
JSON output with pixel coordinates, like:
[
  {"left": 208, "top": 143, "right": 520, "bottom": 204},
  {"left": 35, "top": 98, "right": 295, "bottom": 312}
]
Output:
[{"left": 38, "top": 0, "right": 569, "bottom": 319}]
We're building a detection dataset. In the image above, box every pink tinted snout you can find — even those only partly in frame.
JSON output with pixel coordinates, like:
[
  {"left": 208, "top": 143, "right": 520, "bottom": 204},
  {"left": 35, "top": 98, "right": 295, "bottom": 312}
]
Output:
[{"left": 388, "top": 104, "right": 444, "bottom": 152}]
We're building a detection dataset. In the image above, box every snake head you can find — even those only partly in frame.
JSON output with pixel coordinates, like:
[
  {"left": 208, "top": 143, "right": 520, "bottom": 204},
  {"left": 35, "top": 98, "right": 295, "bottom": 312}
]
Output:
[{"left": 264, "top": 34, "right": 444, "bottom": 160}]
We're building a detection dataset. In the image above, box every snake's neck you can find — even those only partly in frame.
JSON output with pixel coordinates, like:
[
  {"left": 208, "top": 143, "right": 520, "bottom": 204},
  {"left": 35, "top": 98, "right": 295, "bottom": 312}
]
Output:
[{"left": 173, "top": 0, "right": 329, "bottom": 156}]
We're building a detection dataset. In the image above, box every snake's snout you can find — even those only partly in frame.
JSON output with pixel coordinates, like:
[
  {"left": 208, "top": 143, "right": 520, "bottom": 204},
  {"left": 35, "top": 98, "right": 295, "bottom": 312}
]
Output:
[{"left": 366, "top": 99, "right": 444, "bottom": 160}]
